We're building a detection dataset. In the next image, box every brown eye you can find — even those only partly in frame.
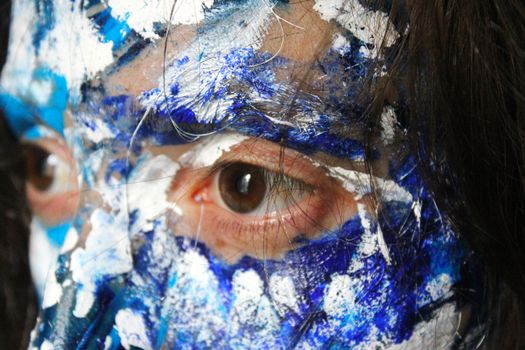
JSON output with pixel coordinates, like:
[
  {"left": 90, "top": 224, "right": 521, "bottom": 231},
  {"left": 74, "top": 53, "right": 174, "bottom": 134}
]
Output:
[
  {"left": 218, "top": 162, "right": 267, "bottom": 213},
  {"left": 23, "top": 143, "right": 55, "bottom": 191},
  {"left": 21, "top": 138, "right": 79, "bottom": 226}
]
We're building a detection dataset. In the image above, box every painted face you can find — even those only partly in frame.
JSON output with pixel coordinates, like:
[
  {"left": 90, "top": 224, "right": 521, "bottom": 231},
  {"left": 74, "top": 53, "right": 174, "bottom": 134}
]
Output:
[{"left": 1, "top": 0, "right": 481, "bottom": 349}]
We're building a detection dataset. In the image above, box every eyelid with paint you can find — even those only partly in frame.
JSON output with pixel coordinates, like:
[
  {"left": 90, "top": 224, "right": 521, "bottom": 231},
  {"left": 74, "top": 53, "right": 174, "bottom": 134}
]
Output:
[
  {"left": 168, "top": 137, "right": 359, "bottom": 262},
  {"left": 22, "top": 138, "right": 80, "bottom": 226}
]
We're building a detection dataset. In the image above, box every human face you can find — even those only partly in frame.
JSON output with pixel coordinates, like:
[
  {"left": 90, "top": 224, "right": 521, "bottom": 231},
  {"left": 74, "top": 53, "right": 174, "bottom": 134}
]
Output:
[{"left": 1, "top": 0, "right": 479, "bottom": 348}]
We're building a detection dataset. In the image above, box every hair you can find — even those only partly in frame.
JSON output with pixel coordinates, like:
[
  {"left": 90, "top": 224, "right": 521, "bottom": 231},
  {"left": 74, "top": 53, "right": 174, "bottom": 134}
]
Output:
[
  {"left": 1, "top": 0, "right": 524, "bottom": 349},
  {"left": 363, "top": 1, "right": 525, "bottom": 349},
  {"left": 388, "top": 1, "right": 525, "bottom": 349},
  {"left": 0, "top": 2, "right": 37, "bottom": 349}
]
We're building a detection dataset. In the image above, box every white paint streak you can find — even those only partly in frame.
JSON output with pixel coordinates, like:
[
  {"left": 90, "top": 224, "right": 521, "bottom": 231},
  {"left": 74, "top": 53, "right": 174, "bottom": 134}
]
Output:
[
  {"left": 160, "top": 248, "right": 227, "bottom": 346},
  {"left": 314, "top": 0, "right": 399, "bottom": 57},
  {"left": 60, "top": 226, "right": 79, "bottom": 253},
  {"left": 388, "top": 303, "right": 458, "bottom": 350},
  {"left": 356, "top": 203, "right": 377, "bottom": 256},
  {"left": 376, "top": 225, "right": 392, "bottom": 265},
  {"left": 231, "top": 269, "right": 264, "bottom": 322},
  {"left": 70, "top": 209, "right": 133, "bottom": 317},
  {"left": 269, "top": 274, "right": 299, "bottom": 316},
  {"left": 109, "top": 0, "right": 215, "bottom": 40},
  {"left": 412, "top": 200, "right": 422, "bottom": 226},
  {"left": 115, "top": 309, "right": 153, "bottom": 350},
  {"left": 381, "top": 106, "right": 397, "bottom": 144},
  {"left": 357, "top": 203, "right": 391, "bottom": 264},
  {"left": 128, "top": 154, "right": 181, "bottom": 233},
  {"left": 230, "top": 269, "right": 281, "bottom": 348},
  {"left": 326, "top": 165, "right": 413, "bottom": 203},
  {"left": 323, "top": 274, "right": 356, "bottom": 317},
  {"left": 179, "top": 133, "right": 248, "bottom": 168},
  {"left": 41, "top": 269, "right": 62, "bottom": 309}
]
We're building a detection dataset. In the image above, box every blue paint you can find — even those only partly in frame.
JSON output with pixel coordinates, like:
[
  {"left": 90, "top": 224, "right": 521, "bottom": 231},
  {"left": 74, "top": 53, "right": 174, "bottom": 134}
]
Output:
[
  {"left": 30, "top": 147, "right": 478, "bottom": 348},
  {"left": 33, "top": 0, "right": 55, "bottom": 51},
  {"left": 91, "top": 7, "right": 132, "bottom": 50},
  {"left": 0, "top": 93, "right": 36, "bottom": 138},
  {"left": 45, "top": 221, "right": 72, "bottom": 247},
  {"left": 33, "top": 68, "right": 68, "bottom": 135},
  {"left": 1, "top": 68, "right": 68, "bottom": 138}
]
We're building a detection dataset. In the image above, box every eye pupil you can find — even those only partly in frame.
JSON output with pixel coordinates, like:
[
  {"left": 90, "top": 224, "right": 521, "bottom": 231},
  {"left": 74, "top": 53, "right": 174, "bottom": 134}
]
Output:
[{"left": 219, "top": 163, "right": 266, "bottom": 213}]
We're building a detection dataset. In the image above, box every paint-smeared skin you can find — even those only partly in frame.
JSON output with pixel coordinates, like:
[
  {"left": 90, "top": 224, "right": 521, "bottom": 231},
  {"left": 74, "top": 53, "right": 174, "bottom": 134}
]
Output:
[
  {"left": 30, "top": 147, "right": 470, "bottom": 349},
  {"left": 0, "top": 0, "right": 482, "bottom": 349}
]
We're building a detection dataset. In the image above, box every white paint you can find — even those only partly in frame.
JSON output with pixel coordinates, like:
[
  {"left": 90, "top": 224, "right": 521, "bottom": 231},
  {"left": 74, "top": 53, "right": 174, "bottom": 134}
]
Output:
[
  {"left": 41, "top": 269, "right": 62, "bottom": 309},
  {"left": 326, "top": 165, "right": 413, "bottom": 203},
  {"left": 229, "top": 269, "right": 282, "bottom": 348},
  {"left": 28, "top": 79, "right": 54, "bottom": 105},
  {"left": 376, "top": 224, "right": 392, "bottom": 265},
  {"left": 323, "top": 274, "right": 356, "bottom": 317},
  {"left": 323, "top": 273, "right": 459, "bottom": 349},
  {"left": 179, "top": 133, "right": 248, "bottom": 168},
  {"left": 109, "top": 0, "right": 215, "bottom": 40},
  {"left": 1, "top": 0, "right": 114, "bottom": 102},
  {"left": 70, "top": 209, "right": 133, "bottom": 317},
  {"left": 356, "top": 203, "right": 377, "bottom": 256},
  {"left": 127, "top": 154, "right": 181, "bottom": 233},
  {"left": 314, "top": 0, "right": 399, "bottom": 57},
  {"left": 231, "top": 269, "right": 264, "bottom": 322},
  {"left": 412, "top": 200, "right": 422, "bottom": 228},
  {"left": 269, "top": 274, "right": 299, "bottom": 316},
  {"left": 82, "top": 148, "right": 106, "bottom": 188},
  {"left": 356, "top": 203, "right": 391, "bottom": 264},
  {"left": 60, "top": 226, "right": 79, "bottom": 253},
  {"left": 40, "top": 339, "right": 54, "bottom": 350},
  {"left": 0, "top": 0, "right": 37, "bottom": 97},
  {"left": 159, "top": 248, "right": 227, "bottom": 347},
  {"left": 115, "top": 309, "right": 153, "bottom": 350},
  {"left": 425, "top": 274, "right": 453, "bottom": 302},
  {"left": 388, "top": 303, "right": 458, "bottom": 350},
  {"left": 331, "top": 32, "right": 351, "bottom": 54},
  {"left": 380, "top": 106, "right": 397, "bottom": 144},
  {"left": 139, "top": 0, "right": 275, "bottom": 123},
  {"left": 83, "top": 118, "right": 115, "bottom": 144},
  {"left": 104, "top": 336, "right": 112, "bottom": 350},
  {"left": 29, "top": 219, "right": 60, "bottom": 298},
  {"left": 38, "top": 0, "right": 114, "bottom": 100}
]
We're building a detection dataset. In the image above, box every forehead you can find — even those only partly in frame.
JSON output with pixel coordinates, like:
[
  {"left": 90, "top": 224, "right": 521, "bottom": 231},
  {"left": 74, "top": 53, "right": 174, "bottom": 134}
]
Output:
[
  {"left": 1, "top": 0, "right": 399, "bottom": 140},
  {"left": 106, "top": 1, "right": 334, "bottom": 96}
]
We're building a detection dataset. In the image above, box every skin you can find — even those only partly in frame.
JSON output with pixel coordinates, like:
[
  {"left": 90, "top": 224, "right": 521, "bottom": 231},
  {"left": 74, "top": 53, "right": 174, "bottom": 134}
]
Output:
[{"left": 0, "top": 0, "right": 481, "bottom": 349}]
